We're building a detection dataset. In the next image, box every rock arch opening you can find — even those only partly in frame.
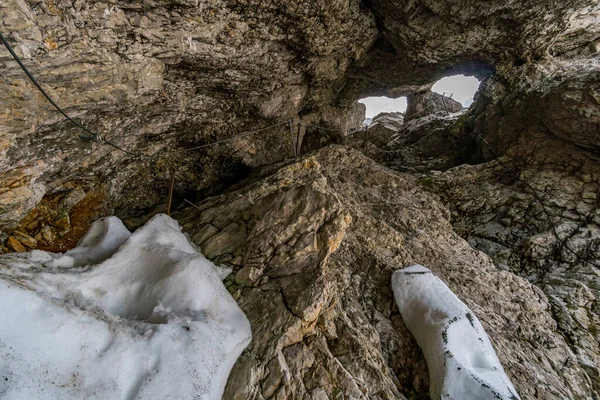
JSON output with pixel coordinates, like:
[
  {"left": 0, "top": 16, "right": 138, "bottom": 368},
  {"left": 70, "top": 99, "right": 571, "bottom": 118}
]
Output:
[
  {"left": 358, "top": 96, "right": 407, "bottom": 125},
  {"left": 431, "top": 75, "right": 481, "bottom": 108}
]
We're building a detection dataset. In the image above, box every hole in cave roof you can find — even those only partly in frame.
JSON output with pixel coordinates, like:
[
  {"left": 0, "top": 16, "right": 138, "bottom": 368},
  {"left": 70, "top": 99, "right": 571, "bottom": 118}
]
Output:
[
  {"left": 431, "top": 75, "right": 481, "bottom": 107},
  {"left": 358, "top": 96, "right": 407, "bottom": 125}
]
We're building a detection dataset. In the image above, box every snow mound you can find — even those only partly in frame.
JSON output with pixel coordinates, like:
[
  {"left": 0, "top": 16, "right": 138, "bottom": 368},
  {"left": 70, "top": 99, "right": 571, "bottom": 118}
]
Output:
[
  {"left": 0, "top": 214, "right": 251, "bottom": 400},
  {"left": 392, "top": 265, "right": 520, "bottom": 400}
]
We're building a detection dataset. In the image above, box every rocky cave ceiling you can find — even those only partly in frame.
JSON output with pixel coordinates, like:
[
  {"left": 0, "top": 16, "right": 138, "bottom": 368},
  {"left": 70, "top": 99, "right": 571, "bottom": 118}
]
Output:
[{"left": 0, "top": 0, "right": 598, "bottom": 230}]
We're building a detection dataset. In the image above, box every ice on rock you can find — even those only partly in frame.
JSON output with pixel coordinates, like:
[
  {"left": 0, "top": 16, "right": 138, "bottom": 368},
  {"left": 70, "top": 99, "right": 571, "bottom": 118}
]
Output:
[
  {"left": 392, "top": 265, "right": 520, "bottom": 400},
  {"left": 0, "top": 214, "right": 251, "bottom": 400},
  {"left": 63, "top": 216, "right": 131, "bottom": 267},
  {"left": 26, "top": 216, "right": 132, "bottom": 270}
]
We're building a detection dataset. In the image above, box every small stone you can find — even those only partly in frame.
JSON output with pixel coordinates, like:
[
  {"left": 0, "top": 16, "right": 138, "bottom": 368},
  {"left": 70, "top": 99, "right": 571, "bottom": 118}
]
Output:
[
  {"left": 191, "top": 224, "right": 219, "bottom": 246},
  {"left": 581, "top": 191, "right": 597, "bottom": 200},
  {"left": 52, "top": 213, "right": 71, "bottom": 233},
  {"left": 43, "top": 37, "right": 59, "bottom": 50},
  {"left": 12, "top": 230, "right": 37, "bottom": 248},
  {"left": 201, "top": 223, "right": 246, "bottom": 259},
  {"left": 40, "top": 226, "right": 57, "bottom": 243},
  {"left": 59, "top": 189, "right": 87, "bottom": 211},
  {"left": 580, "top": 174, "right": 593, "bottom": 183},
  {"left": 7, "top": 237, "right": 26, "bottom": 252},
  {"left": 234, "top": 267, "right": 261, "bottom": 285}
]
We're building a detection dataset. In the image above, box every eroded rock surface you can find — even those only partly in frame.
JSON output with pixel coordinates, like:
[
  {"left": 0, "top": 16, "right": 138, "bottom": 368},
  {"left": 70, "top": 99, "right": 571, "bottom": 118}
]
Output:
[
  {"left": 362, "top": 112, "right": 404, "bottom": 147},
  {"left": 2, "top": 1, "right": 600, "bottom": 398},
  {"left": 0, "top": 0, "right": 375, "bottom": 230},
  {"left": 2, "top": 0, "right": 599, "bottom": 233},
  {"left": 345, "top": 50, "right": 600, "bottom": 395},
  {"left": 350, "top": 109, "right": 470, "bottom": 174},
  {"left": 177, "top": 146, "right": 595, "bottom": 399},
  {"left": 420, "top": 130, "right": 600, "bottom": 393}
]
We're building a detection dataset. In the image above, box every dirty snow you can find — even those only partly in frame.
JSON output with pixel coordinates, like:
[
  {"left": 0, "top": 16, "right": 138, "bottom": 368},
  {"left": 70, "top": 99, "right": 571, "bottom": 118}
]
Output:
[
  {"left": 392, "top": 265, "right": 520, "bottom": 400},
  {"left": 0, "top": 214, "right": 251, "bottom": 400}
]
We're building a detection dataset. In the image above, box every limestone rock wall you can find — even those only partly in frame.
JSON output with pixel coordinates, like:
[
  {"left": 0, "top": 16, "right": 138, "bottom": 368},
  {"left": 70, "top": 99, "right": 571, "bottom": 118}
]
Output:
[
  {"left": 2, "top": 1, "right": 600, "bottom": 398},
  {"left": 346, "top": 50, "right": 600, "bottom": 396},
  {"left": 420, "top": 129, "right": 600, "bottom": 392},
  {"left": 176, "top": 146, "right": 595, "bottom": 399},
  {"left": 0, "top": 0, "right": 375, "bottom": 231},
  {"left": 2, "top": 0, "right": 599, "bottom": 234},
  {"left": 341, "top": 0, "right": 600, "bottom": 100}
]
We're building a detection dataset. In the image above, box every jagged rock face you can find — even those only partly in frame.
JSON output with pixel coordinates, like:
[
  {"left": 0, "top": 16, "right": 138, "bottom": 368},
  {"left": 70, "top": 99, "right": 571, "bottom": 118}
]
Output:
[
  {"left": 346, "top": 45, "right": 600, "bottom": 395},
  {"left": 419, "top": 120, "right": 600, "bottom": 393},
  {"left": 362, "top": 111, "right": 404, "bottom": 147},
  {"left": 0, "top": 0, "right": 376, "bottom": 231},
  {"left": 341, "top": 0, "right": 600, "bottom": 100},
  {"left": 2, "top": 0, "right": 599, "bottom": 234},
  {"left": 464, "top": 59, "right": 600, "bottom": 161},
  {"left": 371, "top": 0, "right": 597, "bottom": 64},
  {"left": 372, "top": 111, "right": 404, "bottom": 127},
  {"left": 353, "top": 53, "right": 600, "bottom": 393},
  {"left": 176, "top": 146, "right": 594, "bottom": 399},
  {"left": 352, "top": 109, "right": 471, "bottom": 174},
  {"left": 2, "top": 0, "right": 600, "bottom": 398}
]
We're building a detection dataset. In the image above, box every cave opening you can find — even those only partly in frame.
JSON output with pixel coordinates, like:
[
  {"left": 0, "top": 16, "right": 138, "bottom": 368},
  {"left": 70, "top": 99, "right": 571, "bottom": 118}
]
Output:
[
  {"left": 358, "top": 96, "right": 408, "bottom": 125},
  {"left": 357, "top": 75, "right": 481, "bottom": 126},
  {"left": 431, "top": 74, "right": 481, "bottom": 107}
]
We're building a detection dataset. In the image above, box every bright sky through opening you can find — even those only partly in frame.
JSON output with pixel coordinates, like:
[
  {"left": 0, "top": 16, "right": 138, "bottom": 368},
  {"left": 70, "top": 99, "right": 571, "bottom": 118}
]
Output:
[
  {"left": 359, "top": 97, "right": 407, "bottom": 119},
  {"left": 431, "top": 75, "right": 480, "bottom": 107},
  {"left": 359, "top": 75, "right": 480, "bottom": 119}
]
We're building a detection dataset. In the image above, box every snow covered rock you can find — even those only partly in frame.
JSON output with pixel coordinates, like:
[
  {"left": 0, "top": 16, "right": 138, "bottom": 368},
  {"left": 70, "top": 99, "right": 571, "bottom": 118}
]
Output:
[
  {"left": 0, "top": 214, "right": 251, "bottom": 400},
  {"left": 392, "top": 265, "right": 520, "bottom": 400}
]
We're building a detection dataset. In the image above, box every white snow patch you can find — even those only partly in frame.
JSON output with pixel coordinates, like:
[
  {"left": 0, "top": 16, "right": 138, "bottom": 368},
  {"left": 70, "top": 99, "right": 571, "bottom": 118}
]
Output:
[
  {"left": 63, "top": 216, "right": 131, "bottom": 267},
  {"left": 392, "top": 265, "right": 520, "bottom": 400},
  {"left": 0, "top": 214, "right": 251, "bottom": 400}
]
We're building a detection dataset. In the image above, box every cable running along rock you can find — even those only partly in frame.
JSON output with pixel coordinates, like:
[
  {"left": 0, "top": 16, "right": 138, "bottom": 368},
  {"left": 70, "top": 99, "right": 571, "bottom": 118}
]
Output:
[
  {"left": 181, "top": 121, "right": 290, "bottom": 152},
  {"left": 2, "top": 32, "right": 426, "bottom": 160},
  {"left": 0, "top": 30, "right": 138, "bottom": 157}
]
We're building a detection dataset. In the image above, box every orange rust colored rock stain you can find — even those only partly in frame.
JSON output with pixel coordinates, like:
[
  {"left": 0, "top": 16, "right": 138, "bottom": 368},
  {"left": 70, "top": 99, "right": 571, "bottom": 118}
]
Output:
[{"left": 8, "top": 190, "right": 107, "bottom": 254}]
